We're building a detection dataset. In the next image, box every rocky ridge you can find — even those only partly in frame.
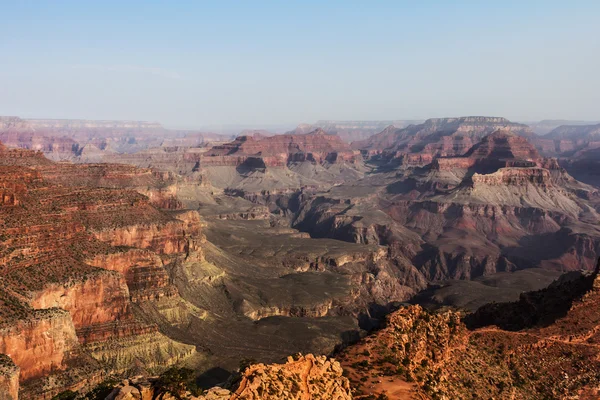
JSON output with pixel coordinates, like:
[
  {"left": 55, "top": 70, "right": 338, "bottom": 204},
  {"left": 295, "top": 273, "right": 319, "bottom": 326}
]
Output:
[
  {"left": 203, "top": 129, "right": 361, "bottom": 167},
  {"left": 339, "top": 265, "right": 600, "bottom": 399},
  {"left": 0, "top": 116, "right": 229, "bottom": 162},
  {"left": 292, "top": 120, "right": 424, "bottom": 143},
  {"left": 353, "top": 116, "right": 535, "bottom": 164},
  {"left": 103, "top": 354, "right": 351, "bottom": 400},
  {"left": 0, "top": 139, "right": 416, "bottom": 398},
  {"left": 531, "top": 122, "right": 600, "bottom": 188}
]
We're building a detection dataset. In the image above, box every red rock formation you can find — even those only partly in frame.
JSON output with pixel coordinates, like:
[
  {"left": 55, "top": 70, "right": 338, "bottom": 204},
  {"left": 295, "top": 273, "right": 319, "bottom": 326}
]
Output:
[
  {"left": 203, "top": 129, "right": 360, "bottom": 167},
  {"left": 92, "top": 220, "right": 192, "bottom": 254},
  {"left": 87, "top": 249, "right": 178, "bottom": 301},
  {"left": 471, "top": 167, "right": 551, "bottom": 186},
  {"left": 104, "top": 354, "right": 352, "bottom": 400},
  {"left": 354, "top": 116, "right": 535, "bottom": 164},
  {"left": 228, "top": 354, "right": 352, "bottom": 400},
  {"left": 76, "top": 320, "right": 158, "bottom": 345},
  {"left": 464, "top": 130, "right": 540, "bottom": 160},
  {"left": 432, "top": 130, "right": 542, "bottom": 172},
  {"left": 0, "top": 309, "right": 79, "bottom": 381},
  {"left": 433, "top": 156, "right": 477, "bottom": 170},
  {"left": 0, "top": 166, "right": 42, "bottom": 206},
  {"left": 399, "top": 153, "right": 435, "bottom": 167},
  {"left": 340, "top": 270, "right": 600, "bottom": 399},
  {"left": 30, "top": 270, "right": 132, "bottom": 331}
]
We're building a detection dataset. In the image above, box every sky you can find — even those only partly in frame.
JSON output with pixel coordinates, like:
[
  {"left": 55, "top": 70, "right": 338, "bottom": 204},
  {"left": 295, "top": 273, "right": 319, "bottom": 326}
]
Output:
[{"left": 1, "top": 0, "right": 599, "bottom": 128}]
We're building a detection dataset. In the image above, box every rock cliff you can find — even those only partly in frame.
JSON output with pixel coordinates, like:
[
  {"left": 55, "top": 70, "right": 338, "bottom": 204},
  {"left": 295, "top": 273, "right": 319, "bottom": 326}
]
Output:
[{"left": 0, "top": 143, "right": 198, "bottom": 398}]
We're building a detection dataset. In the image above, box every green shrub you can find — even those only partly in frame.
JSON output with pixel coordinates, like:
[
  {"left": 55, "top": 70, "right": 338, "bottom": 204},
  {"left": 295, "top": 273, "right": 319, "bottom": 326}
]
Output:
[
  {"left": 84, "top": 380, "right": 118, "bottom": 400},
  {"left": 51, "top": 391, "right": 77, "bottom": 400},
  {"left": 155, "top": 367, "right": 203, "bottom": 398}
]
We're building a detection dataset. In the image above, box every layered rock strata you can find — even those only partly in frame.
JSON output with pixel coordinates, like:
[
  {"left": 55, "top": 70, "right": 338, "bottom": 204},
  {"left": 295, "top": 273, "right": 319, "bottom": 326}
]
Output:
[{"left": 0, "top": 143, "right": 199, "bottom": 397}]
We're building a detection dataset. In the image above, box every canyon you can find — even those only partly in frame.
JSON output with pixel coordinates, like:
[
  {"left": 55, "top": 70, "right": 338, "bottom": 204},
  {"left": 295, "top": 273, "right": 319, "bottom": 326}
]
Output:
[
  {"left": 0, "top": 117, "right": 231, "bottom": 162},
  {"left": 0, "top": 130, "right": 405, "bottom": 398},
  {"left": 2, "top": 115, "right": 600, "bottom": 398}
]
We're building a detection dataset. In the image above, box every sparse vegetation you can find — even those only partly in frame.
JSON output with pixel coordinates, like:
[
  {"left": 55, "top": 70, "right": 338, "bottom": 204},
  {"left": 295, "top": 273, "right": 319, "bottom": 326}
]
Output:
[
  {"left": 51, "top": 391, "right": 77, "bottom": 400},
  {"left": 154, "top": 367, "right": 202, "bottom": 398}
]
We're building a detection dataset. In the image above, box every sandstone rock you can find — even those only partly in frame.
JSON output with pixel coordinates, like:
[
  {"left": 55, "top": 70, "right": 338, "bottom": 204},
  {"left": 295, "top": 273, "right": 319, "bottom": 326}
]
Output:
[
  {"left": 0, "top": 309, "right": 78, "bottom": 381},
  {"left": 228, "top": 354, "right": 352, "bottom": 400}
]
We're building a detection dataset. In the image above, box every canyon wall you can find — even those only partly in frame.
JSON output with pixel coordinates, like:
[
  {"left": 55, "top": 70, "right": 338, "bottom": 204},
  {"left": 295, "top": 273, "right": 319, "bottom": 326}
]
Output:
[
  {"left": 0, "top": 309, "right": 78, "bottom": 381},
  {"left": 0, "top": 143, "right": 201, "bottom": 398}
]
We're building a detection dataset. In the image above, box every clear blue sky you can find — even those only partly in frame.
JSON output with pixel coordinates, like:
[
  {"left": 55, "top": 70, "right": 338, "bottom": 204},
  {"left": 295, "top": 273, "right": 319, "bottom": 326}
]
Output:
[{"left": 1, "top": 1, "right": 599, "bottom": 128}]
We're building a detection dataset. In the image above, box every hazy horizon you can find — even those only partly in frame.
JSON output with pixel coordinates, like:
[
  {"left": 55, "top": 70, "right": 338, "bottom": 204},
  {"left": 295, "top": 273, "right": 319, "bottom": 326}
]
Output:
[{"left": 2, "top": 1, "right": 599, "bottom": 127}]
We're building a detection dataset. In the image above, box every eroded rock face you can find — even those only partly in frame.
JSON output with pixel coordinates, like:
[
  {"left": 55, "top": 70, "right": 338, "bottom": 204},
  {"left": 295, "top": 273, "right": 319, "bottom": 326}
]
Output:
[
  {"left": 230, "top": 354, "right": 352, "bottom": 400},
  {"left": 204, "top": 129, "right": 360, "bottom": 167},
  {"left": 432, "top": 130, "right": 541, "bottom": 172},
  {"left": 545, "top": 122, "right": 600, "bottom": 142},
  {"left": 83, "top": 327, "right": 195, "bottom": 373},
  {"left": 87, "top": 249, "right": 177, "bottom": 301},
  {"left": 0, "top": 309, "right": 78, "bottom": 381},
  {"left": 93, "top": 221, "right": 193, "bottom": 254},
  {"left": 30, "top": 270, "right": 131, "bottom": 331},
  {"left": 354, "top": 116, "right": 535, "bottom": 163},
  {"left": 465, "top": 130, "right": 541, "bottom": 160},
  {"left": 340, "top": 269, "right": 600, "bottom": 399},
  {"left": 0, "top": 117, "right": 80, "bottom": 159},
  {"left": 286, "top": 131, "right": 600, "bottom": 286},
  {"left": 0, "top": 143, "right": 199, "bottom": 396},
  {"left": 471, "top": 167, "right": 551, "bottom": 186},
  {"left": 531, "top": 123, "right": 600, "bottom": 188}
]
